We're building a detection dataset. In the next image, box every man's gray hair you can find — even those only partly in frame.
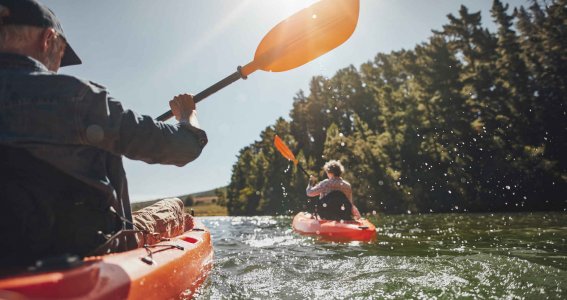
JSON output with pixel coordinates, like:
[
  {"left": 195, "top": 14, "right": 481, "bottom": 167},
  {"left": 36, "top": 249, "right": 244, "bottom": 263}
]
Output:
[{"left": 0, "top": 24, "right": 43, "bottom": 51}]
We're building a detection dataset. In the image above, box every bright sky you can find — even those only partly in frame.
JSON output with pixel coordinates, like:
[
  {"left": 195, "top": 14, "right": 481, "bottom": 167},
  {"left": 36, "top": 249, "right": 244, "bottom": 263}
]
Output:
[{"left": 43, "top": 0, "right": 527, "bottom": 201}]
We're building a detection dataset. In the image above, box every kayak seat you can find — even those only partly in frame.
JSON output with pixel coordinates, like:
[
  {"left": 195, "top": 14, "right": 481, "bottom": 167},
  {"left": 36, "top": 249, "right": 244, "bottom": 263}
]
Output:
[
  {"left": 0, "top": 145, "right": 122, "bottom": 268},
  {"left": 316, "top": 190, "right": 354, "bottom": 221}
]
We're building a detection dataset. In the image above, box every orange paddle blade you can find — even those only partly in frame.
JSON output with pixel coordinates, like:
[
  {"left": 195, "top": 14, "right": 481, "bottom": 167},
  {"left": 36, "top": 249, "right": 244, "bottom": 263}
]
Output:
[
  {"left": 241, "top": 0, "right": 360, "bottom": 76},
  {"left": 274, "top": 135, "right": 298, "bottom": 165}
]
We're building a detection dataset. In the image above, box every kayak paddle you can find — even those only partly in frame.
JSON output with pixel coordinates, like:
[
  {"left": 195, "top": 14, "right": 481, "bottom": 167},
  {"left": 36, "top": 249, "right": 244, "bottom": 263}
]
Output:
[
  {"left": 157, "top": 0, "right": 360, "bottom": 121},
  {"left": 274, "top": 135, "right": 310, "bottom": 177}
]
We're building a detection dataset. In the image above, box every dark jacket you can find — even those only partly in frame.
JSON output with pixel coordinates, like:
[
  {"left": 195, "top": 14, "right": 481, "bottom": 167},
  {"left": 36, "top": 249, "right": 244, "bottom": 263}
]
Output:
[{"left": 0, "top": 53, "right": 207, "bottom": 265}]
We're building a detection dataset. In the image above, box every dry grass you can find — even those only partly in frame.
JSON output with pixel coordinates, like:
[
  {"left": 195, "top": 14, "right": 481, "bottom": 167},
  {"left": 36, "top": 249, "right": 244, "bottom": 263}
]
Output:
[{"left": 186, "top": 203, "right": 228, "bottom": 217}]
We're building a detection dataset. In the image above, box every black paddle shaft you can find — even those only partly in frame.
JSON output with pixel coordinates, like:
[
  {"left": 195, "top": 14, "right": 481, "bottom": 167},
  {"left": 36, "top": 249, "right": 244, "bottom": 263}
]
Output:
[
  {"left": 156, "top": 66, "right": 246, "bottom": 121},
  {"left": 297, "top": 163, "right": 310, "bottom": 177}
]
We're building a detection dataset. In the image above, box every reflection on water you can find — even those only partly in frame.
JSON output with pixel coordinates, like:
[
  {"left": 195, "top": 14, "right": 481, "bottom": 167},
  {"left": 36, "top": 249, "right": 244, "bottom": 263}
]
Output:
[{"left": 194, "top": 213, "right": 566, "bottom": 299}]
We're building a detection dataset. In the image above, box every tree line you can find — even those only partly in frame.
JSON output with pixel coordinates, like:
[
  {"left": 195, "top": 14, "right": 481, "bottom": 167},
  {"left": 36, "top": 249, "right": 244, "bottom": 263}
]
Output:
[{"left": 226, "top": 0, "right": 566, "bottom": 216}]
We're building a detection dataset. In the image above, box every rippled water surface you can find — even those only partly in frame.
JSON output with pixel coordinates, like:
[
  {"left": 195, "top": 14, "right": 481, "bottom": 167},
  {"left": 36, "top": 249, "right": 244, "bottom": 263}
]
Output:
[{"left": 194, "top": 212, "right": 566, "bottom": 299}]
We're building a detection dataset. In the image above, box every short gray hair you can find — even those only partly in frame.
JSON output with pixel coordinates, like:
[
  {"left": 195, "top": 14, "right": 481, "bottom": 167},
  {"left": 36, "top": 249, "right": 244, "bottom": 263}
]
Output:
[
  {"left": 324, "top": 160, "right": 345, "bottom": 176},
  {"left": 0, "top": 25, "right": 43, "bottom": 51}
]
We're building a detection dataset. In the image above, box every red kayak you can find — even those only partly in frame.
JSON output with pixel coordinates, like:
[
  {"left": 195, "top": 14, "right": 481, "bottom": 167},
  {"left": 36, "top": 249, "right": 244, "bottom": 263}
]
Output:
[
  {"left": 292, "top": 212, "right": 376, "bottom": 242},
  {"left": 0, "top": 220, "right": 213, "bottom": 300}
]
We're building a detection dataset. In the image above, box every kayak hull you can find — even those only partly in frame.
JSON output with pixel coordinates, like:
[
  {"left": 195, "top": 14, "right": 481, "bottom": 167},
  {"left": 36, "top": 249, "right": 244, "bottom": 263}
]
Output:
[
  {"left": 292, "top": 212, "right": 376, "bottom": 242},
  {"left": 0, "top": 220, "right": 213, "bottom": 300}
]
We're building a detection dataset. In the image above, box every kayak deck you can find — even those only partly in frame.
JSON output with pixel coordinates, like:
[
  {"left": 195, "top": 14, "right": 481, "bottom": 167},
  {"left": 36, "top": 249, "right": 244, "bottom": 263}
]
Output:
[
  {"left": 292, "top": 212, "right": 376, "bottom": 242},
  {"left": 0, "top": 220, "right": 213, "bottom": 300}
]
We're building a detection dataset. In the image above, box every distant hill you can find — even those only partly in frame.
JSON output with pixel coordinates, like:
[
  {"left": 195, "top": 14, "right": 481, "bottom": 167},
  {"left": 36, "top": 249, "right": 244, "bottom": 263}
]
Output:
[
  {"left": 131, "top": 186, "right": 227, "bottom": 211},
  {"left": 186, "top": 186, "right": 227, "bottom": 198}
]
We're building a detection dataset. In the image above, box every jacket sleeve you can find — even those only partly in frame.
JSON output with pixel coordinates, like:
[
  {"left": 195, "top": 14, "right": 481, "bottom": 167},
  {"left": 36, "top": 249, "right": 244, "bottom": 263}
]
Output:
[{"left": 80, "top": 85, "right": 207, "bottom": 166}]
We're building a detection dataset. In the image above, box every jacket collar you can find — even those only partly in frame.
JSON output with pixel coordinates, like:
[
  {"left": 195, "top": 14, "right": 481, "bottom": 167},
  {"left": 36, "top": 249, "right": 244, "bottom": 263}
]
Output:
[{"left": 0, "top": 52, "right": 49, "bottom": 72}]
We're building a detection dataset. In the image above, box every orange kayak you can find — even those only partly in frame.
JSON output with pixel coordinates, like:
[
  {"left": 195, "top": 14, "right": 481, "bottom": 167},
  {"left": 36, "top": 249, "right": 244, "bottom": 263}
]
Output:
[
  {"left": 292, "top": 212, "right": 376, "bottom": 242},
  {"left": 0, "top": 220, "right": 213, "bottom": 300}
]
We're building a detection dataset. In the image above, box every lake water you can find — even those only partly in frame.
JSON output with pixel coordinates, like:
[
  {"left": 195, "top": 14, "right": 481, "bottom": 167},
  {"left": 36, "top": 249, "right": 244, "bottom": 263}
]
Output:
[{"left": 194, "top": 212, "right": 566, "bottom": 299}]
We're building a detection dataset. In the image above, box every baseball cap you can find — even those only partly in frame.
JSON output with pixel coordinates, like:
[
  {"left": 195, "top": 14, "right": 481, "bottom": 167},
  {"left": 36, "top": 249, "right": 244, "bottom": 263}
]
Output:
[{"left": 0, "top": 0, "right": 82, "bottom": 67}]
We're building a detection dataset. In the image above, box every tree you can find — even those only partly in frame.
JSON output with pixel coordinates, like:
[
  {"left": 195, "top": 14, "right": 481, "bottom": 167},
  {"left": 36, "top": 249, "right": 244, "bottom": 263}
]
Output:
[
  {"left": 214, "top": 188, "right": 226, "bottom": 206},
  {"left": 226, "top": 1, "right": 566, "bottom": 215}
]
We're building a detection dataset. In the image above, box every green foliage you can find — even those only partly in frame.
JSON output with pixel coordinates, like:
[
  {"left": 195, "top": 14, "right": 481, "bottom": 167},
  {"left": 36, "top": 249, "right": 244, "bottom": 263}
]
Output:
[
  {"left": 226, "top": 1, "right": 566, "bottom": 215},
  {"left": 214, "top": 188, "right": 227, "bottom": 206}
]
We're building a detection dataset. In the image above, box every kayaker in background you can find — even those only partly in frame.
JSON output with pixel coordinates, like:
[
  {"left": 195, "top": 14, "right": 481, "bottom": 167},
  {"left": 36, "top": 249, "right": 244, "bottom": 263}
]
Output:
[
  {"left": 0, "top": 0, "right": 207, "bottom": 267},
  {"left": 306, "top": 160, "right": 362, "bottom": 220}
]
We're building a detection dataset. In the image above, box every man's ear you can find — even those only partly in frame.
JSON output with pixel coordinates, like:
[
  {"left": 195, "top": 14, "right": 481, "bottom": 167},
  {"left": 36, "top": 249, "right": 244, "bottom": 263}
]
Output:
[{"left": 39, "top": 28, "right": 57, "bottom": 53}]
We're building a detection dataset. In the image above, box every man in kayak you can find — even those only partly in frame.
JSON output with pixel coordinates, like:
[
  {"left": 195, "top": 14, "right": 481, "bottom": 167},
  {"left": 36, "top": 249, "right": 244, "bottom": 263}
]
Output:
[
  {"left": 0, "top": 0, "right": 206, "bottom": 266},
  {"left": 306, "top": 160, "right": 362, "bottom": 220}
]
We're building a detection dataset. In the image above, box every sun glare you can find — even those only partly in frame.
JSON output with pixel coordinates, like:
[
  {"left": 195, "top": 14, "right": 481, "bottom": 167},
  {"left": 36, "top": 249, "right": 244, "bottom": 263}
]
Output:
[
  {"left": 153, "top": 0, "right": 318, "bottom": 81},
  {"left": 153, "top": 0, "right": 254, "bottom": 80}
]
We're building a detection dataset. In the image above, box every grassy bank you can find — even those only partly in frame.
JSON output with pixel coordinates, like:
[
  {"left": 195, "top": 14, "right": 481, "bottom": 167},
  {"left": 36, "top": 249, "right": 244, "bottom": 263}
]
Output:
[
  {"left": 131, "top": 186, "right": 228, "bottom": 216},
  {"left": 133, "top": 201, "right": 228, "bottom": 217},
  {"left": 187, "top": 203, "right": 228, "bottom": 217}
]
